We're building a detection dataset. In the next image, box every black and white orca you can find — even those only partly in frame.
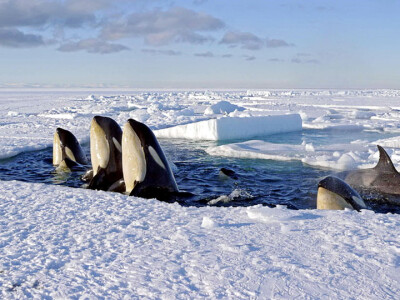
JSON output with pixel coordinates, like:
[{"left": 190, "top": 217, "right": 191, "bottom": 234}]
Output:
[
  {"left": 345, "top": 145, "right": 400, "bottom": 204},
  {"left": 53, "top": 128, "right": 88, "bottom": 171},
  {"left": 87, "top": 116, "right": 124, "bottom": 191},
  {"left": 122, "top": 118, "right": 179, "bottom": 199},
  {"left": 317, "top": 176, "right": 367, "bottom": 211},
  {"left": 219, "top": 168, "right": 238, "bottom": 180}
]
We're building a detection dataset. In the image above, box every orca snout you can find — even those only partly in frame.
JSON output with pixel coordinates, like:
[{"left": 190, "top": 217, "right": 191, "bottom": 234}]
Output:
[
  {"left": 56, "top": 127, "right": 65, "bottom": 135},
  {"left": 92, "top": 115, "right": 105, "bottom": 127},
  {"left": 126, "top": 119, "right": 144, "bottom": 133},
  {"left": 92, "top": 115, "right": 115, "bottom": 129},
  {"left": 55, "top": 127, "right": 71, "bottom": 141}
]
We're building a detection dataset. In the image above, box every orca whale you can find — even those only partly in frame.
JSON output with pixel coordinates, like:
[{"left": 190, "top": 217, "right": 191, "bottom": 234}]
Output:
[
  {"left": 317, "top": 176, "right": 367, "bottom": 210},
  {"left": 53, "top": 128, "right": 88, "bottom": 171},
  {"left": 122, "top": 118, "right": 179, "bottom": 199},
  {"left": 219, "top": 168, "right": 238, "bottom": 180},
  {"left": 87, "top": 116, "right": 123, "bottom": 191},
  {"left": 345, "top": 145, "right": 400, "bottom": 202}
]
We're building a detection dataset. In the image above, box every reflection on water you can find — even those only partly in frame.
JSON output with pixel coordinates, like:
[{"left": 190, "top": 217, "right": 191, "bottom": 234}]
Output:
[{"left": 0, "top": 129, "right": 400, "bottom": 214}]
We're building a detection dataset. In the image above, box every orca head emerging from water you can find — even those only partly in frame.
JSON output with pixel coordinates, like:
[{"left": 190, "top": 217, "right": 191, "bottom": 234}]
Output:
[
  {"left": 88, "top": 116, "right": 123, "bottom": 190},
  {"left": 122, "top": 118, "right": 178, "bottom": 199},
  {"left": 53, "top": 128, "right": 88, "bottom": 170},
  {"left": 317, "top": 176, "right": 367, "bottom": 211},
  {"left": 345, "top": 145, "right": 400, "bottom": 201},
  {"left": 219, "top": 168, "right": 238, "bottom": 180}
]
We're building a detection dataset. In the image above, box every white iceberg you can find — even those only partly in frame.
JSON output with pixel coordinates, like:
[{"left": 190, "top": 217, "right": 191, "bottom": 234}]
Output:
[{"left": 154, "top": 114, "right": 302, "bottom": 141}]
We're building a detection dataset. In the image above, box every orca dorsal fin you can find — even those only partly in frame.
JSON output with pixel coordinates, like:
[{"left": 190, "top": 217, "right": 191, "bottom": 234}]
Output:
[{"left": 374, "top": 145, "right": 398, "bottom": 173}]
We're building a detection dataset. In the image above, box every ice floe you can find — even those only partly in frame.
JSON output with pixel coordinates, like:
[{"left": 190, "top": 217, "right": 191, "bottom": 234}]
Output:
[
  {"left": 207, "top": 139, "right": 400, "bottom": 170},
  {"left": 155, "top": 114, "right": 302, "bottom": 141}
]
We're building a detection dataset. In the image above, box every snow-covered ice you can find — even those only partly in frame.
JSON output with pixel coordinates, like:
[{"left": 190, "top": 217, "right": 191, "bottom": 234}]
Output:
[
  {"left": 1, "top": 180, "right": 400, "bottom": 299},
  {"left": 203, "top": 100, "right": 245, "bottom": 115},
  {"left": 1, "top": 89, "right": 400, "bottom": 298},
  {"left": 206, "top": 139, "right": 400, "bottom": 170}
]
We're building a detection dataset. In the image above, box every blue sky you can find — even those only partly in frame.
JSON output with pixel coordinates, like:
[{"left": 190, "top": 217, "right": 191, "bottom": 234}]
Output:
[{"left": 0, "top": 0, "right": 399, "bottom": 89}]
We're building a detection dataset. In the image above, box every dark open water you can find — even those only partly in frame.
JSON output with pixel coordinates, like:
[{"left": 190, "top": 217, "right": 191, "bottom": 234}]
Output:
[{"left": 1, "top": 129, "right": 400, "bottom": 214}]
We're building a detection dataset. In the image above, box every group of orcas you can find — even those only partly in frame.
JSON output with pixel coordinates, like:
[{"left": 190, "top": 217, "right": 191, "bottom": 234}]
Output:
[
  {"left": 53, "top": 116, "right": 179, "bottom": 199},
  {"left": 318, "top": 145, "right": 400, "bottom": 211},
  {"left": 53, "top": 116, "right": 400, "bottom": 211}
]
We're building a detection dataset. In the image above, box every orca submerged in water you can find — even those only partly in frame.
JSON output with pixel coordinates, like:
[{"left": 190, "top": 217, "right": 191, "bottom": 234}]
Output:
[
  {"left": 122, "top": 118, "right": 179, "bottom": 199},
  {"left": 53, "top": 128, "right": 88, "bottom": 171},
  {"left": 86, "top": 116, "right": 124, "bottom": 191},
  {"left": 345, "top": 145, "right": 400, "bottom": 204},
  {"left": 317, "top": 176, "right": 367, "bottom": 211}
]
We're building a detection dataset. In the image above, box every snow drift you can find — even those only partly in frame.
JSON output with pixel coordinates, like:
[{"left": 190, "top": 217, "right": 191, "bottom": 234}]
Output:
[
  {"left": 0, "top": 180, "right": 399, "bottom": 299},
  {"left": 204, "top": 100, "right": 245, "bottom": 115}
]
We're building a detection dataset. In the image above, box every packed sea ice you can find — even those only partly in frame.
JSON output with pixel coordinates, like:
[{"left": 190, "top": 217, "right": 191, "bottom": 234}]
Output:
[{"left": 0, "top": 89, "right": 400, "bottom": 298}]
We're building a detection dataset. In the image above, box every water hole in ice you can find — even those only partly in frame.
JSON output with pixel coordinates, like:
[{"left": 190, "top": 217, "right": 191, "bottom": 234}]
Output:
[{"left": 1, "top": 128, "right": 400, "bottom": 214}]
